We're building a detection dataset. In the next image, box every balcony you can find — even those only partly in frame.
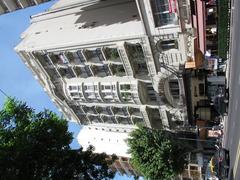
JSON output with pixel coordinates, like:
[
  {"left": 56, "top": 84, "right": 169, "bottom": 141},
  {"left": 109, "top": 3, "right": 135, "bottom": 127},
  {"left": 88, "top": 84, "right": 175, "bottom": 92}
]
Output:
[
  {"left": 65, "top": 51, "right": 86, "bottom": 65},
  {"left": 84, "top": 91, "right": 102, "bottom": 103},
  {"left": 96, "top": 106, "right": 113, "bottom": 115},
  {"left": 71, "top": 105, "right": 85, "bottom": 115},
  {"left": 101, "top": 92, "right": 115, "bottom": 102},
  {"left": 120, "top": 92, "right": 132, "bottom": 103},
  {"left": 147, "top": 108, "right": 162, "bottom": 129},
  {"left": 44, "top": 66, "right": 61, "bottom": 82},
  {"left": 125, "top": 43, "right": 149, "bottom": 76},
  {"left": 101, "top": 115, "right": 116, "bottom": 124},
  {"left": 91, "top": 65, "right": 111, "bottom": 77},
  {"left": 84, "top": 48, "right": 105, "bottom": 64},
  {"left": 87, "top": 115, "right": 102, "bottom": 123},
  {"left": 53, "top": 87, "right": 65, "bottom": 101},
  {"left": 109, "top": 64, "right": 126, "bottom": 76},
  {"left": 73, "top": 66, "right": 92, "bottom": 78},
  {"left": 103, "top": 47, "right": 121, "bottom": 63},
  {"left": 119, "top": 84, "right": 133, "bottom": 103},
  {"left": 82, "top": 105, "right": 98, "bottom": 115},
  {"left": 112, "top": 107, "right": 129, "bottom": 116},
  {"left": 116, "top": 116, "right": 132, "bottom": 125},
  {"left": 49, "top": 53, "right": 69, "bottom": 65},
  {"left": 125, "top": 43, "right": 144, "bottom": 62},
  {"left": 33, "top": 52, "right": 52, "bottom": 68},
  {"left": 120, "top": 84, "right": 131, "bottom": 91},
  {"left": 128, "top": 107, "right": 142, "bottom": 117},
  {"left": 132, "top": 117, "right": 145, "bottom": 126},
  {"left": 69, "top": 92, "right": 80, "bottom": 101},
  {"left": 58, "top": 67, "right": 76, "bottom": 79}
]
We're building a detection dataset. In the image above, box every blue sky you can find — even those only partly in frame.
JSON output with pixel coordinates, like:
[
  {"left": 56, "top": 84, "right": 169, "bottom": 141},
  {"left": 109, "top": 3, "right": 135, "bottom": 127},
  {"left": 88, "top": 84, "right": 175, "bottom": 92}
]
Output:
[
  {"left": 0, "top": 0, "right": 81, "bottom": 149},
  {"left": 0, "top": 1, "right": 134, "bottom": 179}
]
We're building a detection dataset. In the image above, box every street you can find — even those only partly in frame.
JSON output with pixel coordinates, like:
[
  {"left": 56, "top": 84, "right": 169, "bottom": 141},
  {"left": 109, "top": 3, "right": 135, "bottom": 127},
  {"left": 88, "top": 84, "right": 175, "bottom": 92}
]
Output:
[{"left": 223, "top": 0, "right": 240, "bottom": 179}]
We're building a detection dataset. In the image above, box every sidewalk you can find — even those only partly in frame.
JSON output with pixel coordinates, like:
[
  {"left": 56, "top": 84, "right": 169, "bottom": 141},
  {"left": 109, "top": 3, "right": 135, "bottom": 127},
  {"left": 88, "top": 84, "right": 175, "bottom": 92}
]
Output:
[
  {"left": 225, "top": 0, "right": 234, "bottom": 89},
  {"left": 222, "top": 115, "right": 228, "bottom": 148},
  {"left": 222, "top": 0, "right": 234, "bottom": 148}
]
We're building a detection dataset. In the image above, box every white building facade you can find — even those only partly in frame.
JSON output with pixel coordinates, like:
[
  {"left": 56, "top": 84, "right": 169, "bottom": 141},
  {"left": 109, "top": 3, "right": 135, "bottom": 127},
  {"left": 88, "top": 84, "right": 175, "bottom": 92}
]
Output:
[
  {"left": 0, "top": 0, "right": 52, "bottom": 14},
  {"left": 15, "top": 0, "right": 197, "bottom": 156}
]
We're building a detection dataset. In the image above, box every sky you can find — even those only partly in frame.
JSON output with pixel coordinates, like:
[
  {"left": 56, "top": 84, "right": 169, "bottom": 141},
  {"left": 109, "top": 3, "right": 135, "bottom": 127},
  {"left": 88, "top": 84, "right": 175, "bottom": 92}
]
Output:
[{"left": 0, "top": 1, "right": 134, "bottom": 179}]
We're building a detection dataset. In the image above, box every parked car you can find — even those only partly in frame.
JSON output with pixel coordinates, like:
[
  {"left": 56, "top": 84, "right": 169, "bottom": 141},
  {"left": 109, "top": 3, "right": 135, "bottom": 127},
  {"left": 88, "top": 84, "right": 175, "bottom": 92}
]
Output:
[{"left": 205, "top": 148, "right": 230, "bottom": 180}]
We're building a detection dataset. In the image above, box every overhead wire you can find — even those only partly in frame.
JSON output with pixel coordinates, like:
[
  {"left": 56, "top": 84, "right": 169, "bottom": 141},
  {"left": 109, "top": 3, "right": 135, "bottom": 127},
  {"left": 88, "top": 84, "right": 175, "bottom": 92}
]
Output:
[{"left": 0, "top": 87, "right": 10, "bottom": 99}]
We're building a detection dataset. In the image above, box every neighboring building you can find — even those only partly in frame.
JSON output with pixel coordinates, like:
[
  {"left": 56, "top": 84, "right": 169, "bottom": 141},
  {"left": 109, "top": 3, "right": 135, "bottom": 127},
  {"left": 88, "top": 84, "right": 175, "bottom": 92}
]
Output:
[
  {"left": 190, "top": 0, "right": 218, "bottom": 55},
  {"left": 77, "top": 125, "right": 138, "bottom": 176},
  {"left": 175, "top": 153, "right": 203, "bottom": 180},
  {"left": 177, "top": 164, "right": 202, "bottom": 180},
  {"left": 77, "top": 125, "right": 131, "bottom": 158},
  {"left": 0, "top": 0, "right": 52, "bottom": 15}
]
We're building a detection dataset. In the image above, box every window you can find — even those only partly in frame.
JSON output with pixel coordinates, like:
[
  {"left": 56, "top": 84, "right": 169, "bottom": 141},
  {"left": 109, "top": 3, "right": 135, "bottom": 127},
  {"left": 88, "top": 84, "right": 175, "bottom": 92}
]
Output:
[
  {"left": 120, "top": 84, "right": 130, "bottom": 91},
  {"left": 70, "top": 92, "right": 79, "bottom": 97},
  {"left": 102, "top": 85, "right": 111, "bottom": 90},
  {"left": 69, "top": 86, "right": 78, "bottom": 91},
  {"left": 199, "top": 83, "right": 205, "bottom": 96},
  {"left": 159, "top": 39, "right": 178, "bottom": 51},
  {"left": 150, "top": 0, "right": 176, "bottom": 27},
  {"left": 147, "top": 84, "right": 157, "bottom": 101},
  {"left": 190, "top": 0, "right": 196, "bottom": 15},
  {"left": 190, "top": 166, "right": 198, "bottom": 170},
  {"left": 169, "top": 79, "right": 180, "bottom": 99}
]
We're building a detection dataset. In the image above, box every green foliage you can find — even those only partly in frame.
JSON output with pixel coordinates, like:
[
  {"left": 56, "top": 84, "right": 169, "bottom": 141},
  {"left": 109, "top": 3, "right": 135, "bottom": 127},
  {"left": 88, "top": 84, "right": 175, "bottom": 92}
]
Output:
[
  {"left": 218, "top": 0, "right": 230, "bottom": 59},
  {"left": 105, "top": 48, "right": 119, "bottom": 60},
  {"left": 0, "top": 98, "right": 114, "bottom": 180},
  {"left": 128, "top": 126, "right": 188, "bottom": 180}
]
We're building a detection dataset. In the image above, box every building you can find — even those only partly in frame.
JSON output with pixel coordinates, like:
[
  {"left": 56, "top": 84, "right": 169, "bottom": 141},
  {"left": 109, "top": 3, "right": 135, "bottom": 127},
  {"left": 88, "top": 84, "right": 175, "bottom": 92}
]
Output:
[
  {"left": 0, "top": 0, "right": 52, "bottom": 15},
  {"left": 77, "top": 125, "right": 138, "bottom": 176},
  {"left": 190, "top": 0, "right": 218, "bottom": 56},
  {"left": 15, "top": 0, "right": 198, "bottom": 171},
  {"left": 15, "top": 0, "right": 197, "bottom": 130}
]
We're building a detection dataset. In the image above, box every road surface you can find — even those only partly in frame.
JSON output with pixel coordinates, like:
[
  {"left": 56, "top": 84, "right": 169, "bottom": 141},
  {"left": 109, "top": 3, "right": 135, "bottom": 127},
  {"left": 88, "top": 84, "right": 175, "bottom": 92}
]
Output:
[{"left": 223, "top": 0, "right": 240, "bottom": 179}]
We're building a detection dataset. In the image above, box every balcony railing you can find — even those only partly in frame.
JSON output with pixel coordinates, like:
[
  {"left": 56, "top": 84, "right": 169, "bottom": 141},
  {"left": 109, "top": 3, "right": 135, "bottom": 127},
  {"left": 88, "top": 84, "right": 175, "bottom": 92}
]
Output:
[
  {"left": 101, "top": 115, "right": 116, "bottom": 124},
  {"left": 132, "top": 117, "right": 145, "bottom": 126},
  {"left": 88, "top": 115, "right": 102, "bottom": 123},
  {"left": 65, "top": 51, "right": 86, "bottom": 65},
  {"left": 125, "top": 43, "right": 150, "bottom": 77},
  {"left": 73, "top": 66, "right": 92, "bottom": 78},
  {"left": 96, "top": 106, "right": 112, "bottom": 115},
  {"left": 91, "top": 65, "right": 111, "bottom": 77},
  {"left": 112, "top": 107, "right": 129, "bottom": 116},
  {"left": 103, "top": 47, "right": 121, "bottom": 63},
  {"left": 84, "top": 48, "right": 105, "bottom": 63},
  {"left": 125, "top": 43, "right": 144, "bottom": 62},
  {"left": 33, "top": 52, "right": 52, "bottom": 67},
  {"left": 109, "top": 64, "right": 126, "bottom": 76},
  {"left": 128, "top": 107, "right": 142, "bottom": 117},
  {"left": 49, "top": 53, "right": 69, "bottom": 65},
  {"left": 116, "top": 116, "right": 132, "bottom": 125},
  {"left": 58, "top": 67, "right": 76, "bottom": 79}
]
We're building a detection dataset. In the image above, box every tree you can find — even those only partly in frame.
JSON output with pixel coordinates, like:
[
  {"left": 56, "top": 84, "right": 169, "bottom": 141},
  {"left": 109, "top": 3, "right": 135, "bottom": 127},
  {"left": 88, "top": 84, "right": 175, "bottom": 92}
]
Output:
[
  {"left": 0, "top": 98, "right": 115, "bottom": 180},
  {"left": 127, "top": 126, "right": 190, "bottom": 180}
]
